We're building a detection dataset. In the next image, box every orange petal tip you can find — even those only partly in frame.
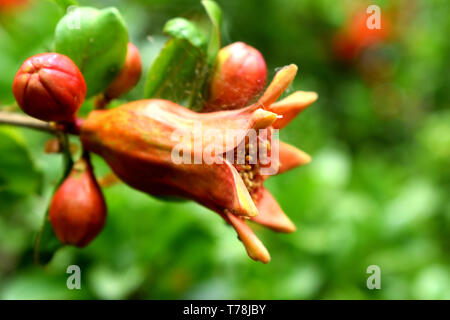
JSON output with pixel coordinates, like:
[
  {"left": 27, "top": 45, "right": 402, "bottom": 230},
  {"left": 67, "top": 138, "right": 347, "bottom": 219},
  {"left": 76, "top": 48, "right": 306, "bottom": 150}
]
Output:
[{"left": 226, "top": 211, "right": 271, "bottom": 263}]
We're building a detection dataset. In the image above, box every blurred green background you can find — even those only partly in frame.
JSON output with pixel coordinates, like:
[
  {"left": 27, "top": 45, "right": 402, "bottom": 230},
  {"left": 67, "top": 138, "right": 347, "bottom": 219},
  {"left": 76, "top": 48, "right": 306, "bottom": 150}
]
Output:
[{"left": 0, "top": 0, "right": 449, "bottom": 299}]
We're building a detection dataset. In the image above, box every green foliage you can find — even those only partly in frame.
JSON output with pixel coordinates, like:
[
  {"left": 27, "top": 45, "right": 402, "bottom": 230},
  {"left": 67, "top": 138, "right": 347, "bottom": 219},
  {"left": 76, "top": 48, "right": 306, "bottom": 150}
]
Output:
[
  {"left": 202, "top": 0, "right": 222, "bottom": 65},
  {"left": 164, "top": 18, "right": 207, "bottom": 50},
  {"left": 54, "top": 6, "right": 129, "bottom": 97},
  {"left": 144, "top": 0, "right": 222, "bottom": 109},
  {"left": 144, "top": 19, "right": 207, "bottom": 106}
]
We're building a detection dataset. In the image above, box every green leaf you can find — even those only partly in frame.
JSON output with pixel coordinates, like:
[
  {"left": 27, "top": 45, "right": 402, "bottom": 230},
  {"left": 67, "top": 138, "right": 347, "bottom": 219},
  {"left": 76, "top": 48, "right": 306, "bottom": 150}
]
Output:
[
  {"left": 54, "top": 7, "right": 129, "bottom": 98},
  {"left": 145, "top": 39, "right": 205, "bottom": 105},
  {"left": 202, "top": 0, "right": 222, "bottom": 65},
  {"left": 145, "top": 17, "right": 209, "bottom": 107},
  {"left": 163, "top": 17, "right": 207, "bottom": 50},
  {"left": 144, "top": 4, "right": 222, "bottom": 109}
]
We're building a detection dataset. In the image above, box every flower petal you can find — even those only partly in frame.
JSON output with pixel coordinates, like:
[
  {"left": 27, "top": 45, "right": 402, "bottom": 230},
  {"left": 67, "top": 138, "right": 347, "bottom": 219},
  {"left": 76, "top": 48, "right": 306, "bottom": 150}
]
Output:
[
  {"left": 132, "top": 99, "right": 277, "bottom": 155},
  {"left": 278, "top": 141, "right": 311, "bottom": 174},
  {"left": 218, "top": 161, "right": 259, "bottom": 217},
  {"left": 250, "top": 188, "right": 296, "bottom": 233},
  {"left": 256, "top": 64, "right": 298, "bottom": 108},
  {"left": 267, "top": 91, "right": 317, "bottom": 129},
  {"left": 225, "top": 210, "right": 271, "bottom": 263}
]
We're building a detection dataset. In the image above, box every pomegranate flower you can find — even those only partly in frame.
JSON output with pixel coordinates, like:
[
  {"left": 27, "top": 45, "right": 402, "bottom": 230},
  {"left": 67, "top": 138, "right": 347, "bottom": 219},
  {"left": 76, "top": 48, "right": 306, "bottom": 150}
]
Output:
[{"left": 80, "top": 64, "right": 317, "bottom": 263}]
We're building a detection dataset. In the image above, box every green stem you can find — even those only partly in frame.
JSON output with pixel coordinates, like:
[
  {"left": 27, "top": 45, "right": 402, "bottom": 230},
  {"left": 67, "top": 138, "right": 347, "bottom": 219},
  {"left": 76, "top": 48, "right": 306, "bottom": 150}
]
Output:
[
  {"left": 59, "top": 131, "right": 74, "bottom": 176},
  {"left": 34, "top": 131, "right": 74, "bottom": 266}
]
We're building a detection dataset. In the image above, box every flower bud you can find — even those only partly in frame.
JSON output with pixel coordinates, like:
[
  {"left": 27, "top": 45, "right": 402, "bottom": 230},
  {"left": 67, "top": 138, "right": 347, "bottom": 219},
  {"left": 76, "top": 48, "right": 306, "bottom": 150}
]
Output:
[
  {"left": 204, "top": 42, "right": 267, "bottom": 111},
  {"left": 333, "top": 10, "right": 392, "bottom": 61},
  {"left": 12, "top": 53, "right": 86, "bottom": 122},
  {"left": 0, "top": 0, "right": 29, "bottom": 12},
  {"left": 49, "top": 156, "right": 106, "bottom": 247},
  {"left": 103, "top": 42, "right": 142, "bottom": 100}
]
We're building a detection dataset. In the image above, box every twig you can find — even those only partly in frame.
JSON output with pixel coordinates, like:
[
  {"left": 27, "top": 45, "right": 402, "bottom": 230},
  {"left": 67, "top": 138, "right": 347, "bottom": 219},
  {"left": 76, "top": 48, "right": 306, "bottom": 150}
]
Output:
[
  {"left": 0, "top": 111, "right": 83, "bottom": 135},
  {"left": 0, "top": 111, "right": 57, "bottom": 133}
]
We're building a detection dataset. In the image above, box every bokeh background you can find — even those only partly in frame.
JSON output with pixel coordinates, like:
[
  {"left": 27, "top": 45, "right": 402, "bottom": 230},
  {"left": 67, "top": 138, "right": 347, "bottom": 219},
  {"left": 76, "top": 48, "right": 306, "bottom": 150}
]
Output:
[{"left": 0, "top": 0, "right": 449, "bottom": 299}]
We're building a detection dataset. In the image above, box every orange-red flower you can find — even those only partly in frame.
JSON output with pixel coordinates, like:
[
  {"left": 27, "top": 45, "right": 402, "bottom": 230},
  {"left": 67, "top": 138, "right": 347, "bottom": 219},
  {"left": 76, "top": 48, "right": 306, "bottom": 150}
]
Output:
[{"left": 80, "top": 64, "right": 317, "bottom": 263}]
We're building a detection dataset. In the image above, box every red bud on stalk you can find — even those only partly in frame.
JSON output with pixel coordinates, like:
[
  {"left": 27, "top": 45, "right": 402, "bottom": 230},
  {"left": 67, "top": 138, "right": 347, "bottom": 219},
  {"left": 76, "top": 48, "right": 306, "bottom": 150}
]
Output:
[
  {"left": 12, "top": 53, "right": 86, "bottom": 122},
  {"left": 49, "top": 155, "right": 106, "bottom": 247},
  {"left": 104, "top": 42, "right": 142, "bottom": 100},
  {"left": 204, "top": 42, "right": 267, "bottom": 111}
]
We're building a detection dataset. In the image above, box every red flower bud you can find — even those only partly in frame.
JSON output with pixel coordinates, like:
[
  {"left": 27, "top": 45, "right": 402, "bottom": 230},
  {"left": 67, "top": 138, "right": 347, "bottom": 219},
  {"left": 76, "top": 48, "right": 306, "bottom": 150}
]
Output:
[
  {"left": 49, "top": 156, "right": 106, "bottom": 247},
  {"left": 12, "top": 53, "right": 86, "bottom": 122},
  {"left": 333, "top": 10, "right": 392, "bottom": 61},
  {"left": 0, "top": 0, "right": 29, "bottom": 12},
  {"left": 104, "top": 42, "right": 142, "bottom": 100},
  {"left": 204, "top": 42, "right": 267, "bottom": 111}
]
